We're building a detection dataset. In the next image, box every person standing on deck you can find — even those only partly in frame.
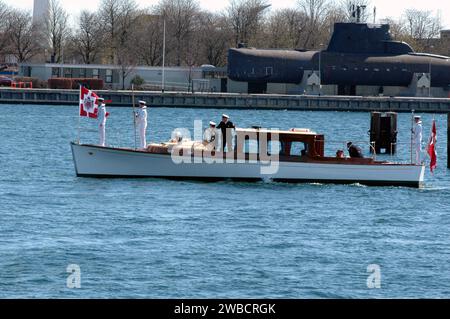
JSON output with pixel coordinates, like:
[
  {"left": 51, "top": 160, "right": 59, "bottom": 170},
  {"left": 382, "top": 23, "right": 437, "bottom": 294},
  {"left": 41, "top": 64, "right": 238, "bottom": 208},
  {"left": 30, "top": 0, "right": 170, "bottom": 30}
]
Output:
[
  {"left": 98, "top": 98, "right": 108, "bottom": 147},
  {"left": 413, "top": 115, "right": 423, "bottom": 165},
  {"left": 217, "top": 114, "right": 236, "bottom": 152},
  {"left": 203, "top": 121, "right": 217, "bottom": 151},
  {"left": 135, "top": 100, "right": 148, "bottom": 149}
]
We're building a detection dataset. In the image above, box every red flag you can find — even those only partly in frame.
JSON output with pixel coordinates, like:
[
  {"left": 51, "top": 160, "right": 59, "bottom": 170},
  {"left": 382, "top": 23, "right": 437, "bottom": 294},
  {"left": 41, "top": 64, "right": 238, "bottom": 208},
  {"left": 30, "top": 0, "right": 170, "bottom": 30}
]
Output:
[
  {"left": 427, "top": 119, "right": 437, "bottom": 173},
  {"left": 79, "top": 86, "right": 99, "bottom": 119}
]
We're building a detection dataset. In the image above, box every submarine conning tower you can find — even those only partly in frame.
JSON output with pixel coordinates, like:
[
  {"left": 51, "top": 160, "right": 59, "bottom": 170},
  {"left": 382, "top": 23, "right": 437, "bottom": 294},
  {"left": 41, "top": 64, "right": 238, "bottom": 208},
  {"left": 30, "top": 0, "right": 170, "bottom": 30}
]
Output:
[{"left": 326, "top": 23, "right": 415, "bottom": 55}]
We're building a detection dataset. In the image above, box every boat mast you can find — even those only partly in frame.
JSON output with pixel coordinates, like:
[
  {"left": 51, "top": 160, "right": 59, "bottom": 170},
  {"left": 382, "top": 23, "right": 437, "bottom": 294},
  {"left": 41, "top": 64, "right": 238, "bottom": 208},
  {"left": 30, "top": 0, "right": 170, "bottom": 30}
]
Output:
[
  {"left": 132, "top": 84, "right": 137, "bottom": 150},
  {"left": 77, "top": 85, "right": 81, "bottom": 144}
]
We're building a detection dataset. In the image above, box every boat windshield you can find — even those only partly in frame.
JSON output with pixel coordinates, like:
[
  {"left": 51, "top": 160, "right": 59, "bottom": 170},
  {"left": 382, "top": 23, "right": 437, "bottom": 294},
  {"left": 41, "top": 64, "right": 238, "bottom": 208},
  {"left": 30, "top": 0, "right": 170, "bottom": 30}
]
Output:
[{"left": 290, "top": 142, "right": 308, "bottom": 157}]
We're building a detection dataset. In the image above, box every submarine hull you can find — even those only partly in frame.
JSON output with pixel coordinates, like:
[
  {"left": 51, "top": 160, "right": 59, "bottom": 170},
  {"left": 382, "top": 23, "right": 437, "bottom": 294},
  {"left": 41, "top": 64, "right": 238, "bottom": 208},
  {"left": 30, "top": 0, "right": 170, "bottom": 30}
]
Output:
[
  {"left": 228, "top": 48, "right": 450, "bottom": 88},
  {"left": 227, "top": 23, "right": 450, "bottom": 90}
]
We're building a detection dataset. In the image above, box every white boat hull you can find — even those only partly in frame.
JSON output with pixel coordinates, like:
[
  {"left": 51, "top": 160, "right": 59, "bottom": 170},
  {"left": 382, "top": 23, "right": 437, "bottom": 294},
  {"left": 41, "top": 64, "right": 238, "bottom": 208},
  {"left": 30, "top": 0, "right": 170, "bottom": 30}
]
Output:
[{"left": 71, "top": 143, "right": 425, "bottom": 188}]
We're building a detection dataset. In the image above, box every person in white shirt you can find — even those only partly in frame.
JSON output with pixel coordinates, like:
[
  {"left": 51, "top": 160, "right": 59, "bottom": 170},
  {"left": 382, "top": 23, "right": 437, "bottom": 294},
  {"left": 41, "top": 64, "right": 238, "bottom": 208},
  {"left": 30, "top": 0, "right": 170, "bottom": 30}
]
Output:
[
  {"left": 98, "top": 98, "right": 107, "bottom": 147},
  {"left": 203, "top": 121, "right": 217, "bottom": 143},
  {"left": 413, "top": 115, "right": 423, "bottom": 165},
  {"left": 135, "top": 100, "right": 148, "bottom": 149},
  {"left": 203, "top": 121, "right": 217, "bottom": 151}
]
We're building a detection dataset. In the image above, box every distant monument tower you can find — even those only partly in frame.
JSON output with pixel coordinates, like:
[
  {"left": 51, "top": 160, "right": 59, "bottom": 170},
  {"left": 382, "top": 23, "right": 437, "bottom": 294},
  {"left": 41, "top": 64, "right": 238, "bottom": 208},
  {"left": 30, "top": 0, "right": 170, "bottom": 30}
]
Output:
[{"left": 33, "top": 0, "right": 50, "bottom": 24}]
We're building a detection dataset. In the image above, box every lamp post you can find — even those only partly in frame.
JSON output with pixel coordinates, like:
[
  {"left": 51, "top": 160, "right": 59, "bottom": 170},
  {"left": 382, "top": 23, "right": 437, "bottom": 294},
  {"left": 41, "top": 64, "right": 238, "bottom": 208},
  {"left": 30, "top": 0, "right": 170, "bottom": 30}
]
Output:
[
  {"left": 318, "top": 43, "right": 324, "bottom": 95},
  {"left": 428, "top": 45, "right": 434, "bottom": 97},
  {"left": 318, "top": 51, "right": 321, "bottom": 95},
  {"left": 429, "top": 58, "right": 432, "bottom": 97}
]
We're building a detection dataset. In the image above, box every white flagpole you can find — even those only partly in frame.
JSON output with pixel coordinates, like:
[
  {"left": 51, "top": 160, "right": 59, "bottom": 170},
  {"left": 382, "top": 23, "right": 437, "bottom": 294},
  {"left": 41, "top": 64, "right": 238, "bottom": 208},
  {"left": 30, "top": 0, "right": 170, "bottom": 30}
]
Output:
[
  {"left": 77, "top": 85, "right": 81, "bottom": 144},
  {"left": 132, "top": 84, "right": 137, "bottom": 150}
]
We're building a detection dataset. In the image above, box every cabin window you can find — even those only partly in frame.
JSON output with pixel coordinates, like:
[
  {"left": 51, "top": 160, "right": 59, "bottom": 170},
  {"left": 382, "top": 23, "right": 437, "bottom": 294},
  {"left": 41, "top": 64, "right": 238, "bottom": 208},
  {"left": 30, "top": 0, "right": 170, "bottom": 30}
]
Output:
[
  {"left": 265, "top": 67, "right": 273, "bottom": 76},
  {"left": 290, "top": 142, "right": 308, "bottom": 157},
  {"left": 244, "top": 139, "right": 259, "bottom": 154},
  {"left": 267, "top": 140, "right": 282, "bottom": 155}
]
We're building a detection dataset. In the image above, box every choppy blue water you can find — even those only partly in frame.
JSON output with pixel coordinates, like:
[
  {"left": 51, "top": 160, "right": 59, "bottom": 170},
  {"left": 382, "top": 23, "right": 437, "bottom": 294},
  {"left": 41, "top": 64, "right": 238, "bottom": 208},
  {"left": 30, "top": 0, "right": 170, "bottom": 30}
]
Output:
[{"left": 0, "top": 104, "right": 449, "bottom": 299}]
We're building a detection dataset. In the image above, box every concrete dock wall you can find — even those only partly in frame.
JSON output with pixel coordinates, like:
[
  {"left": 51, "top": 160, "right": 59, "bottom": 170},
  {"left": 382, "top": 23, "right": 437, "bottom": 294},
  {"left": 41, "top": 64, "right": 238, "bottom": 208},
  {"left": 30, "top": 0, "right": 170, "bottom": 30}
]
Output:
[{"left": 1, "top": 88, "right": 450, "bottom": 112}]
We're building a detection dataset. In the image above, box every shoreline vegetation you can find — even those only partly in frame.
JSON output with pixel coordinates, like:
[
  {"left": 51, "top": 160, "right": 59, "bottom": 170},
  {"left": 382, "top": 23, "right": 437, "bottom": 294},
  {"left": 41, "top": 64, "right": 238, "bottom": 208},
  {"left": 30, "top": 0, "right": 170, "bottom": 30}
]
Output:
[{"left": 1, "top": 0, "right": 447, "bottom": 85}]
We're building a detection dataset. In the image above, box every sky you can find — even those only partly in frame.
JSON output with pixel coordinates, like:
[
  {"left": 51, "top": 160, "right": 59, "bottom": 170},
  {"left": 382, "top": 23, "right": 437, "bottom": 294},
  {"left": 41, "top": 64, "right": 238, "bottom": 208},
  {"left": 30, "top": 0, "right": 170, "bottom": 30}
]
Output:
[{"left": 3, "top": 0, "right": 450, "bottom": 29}]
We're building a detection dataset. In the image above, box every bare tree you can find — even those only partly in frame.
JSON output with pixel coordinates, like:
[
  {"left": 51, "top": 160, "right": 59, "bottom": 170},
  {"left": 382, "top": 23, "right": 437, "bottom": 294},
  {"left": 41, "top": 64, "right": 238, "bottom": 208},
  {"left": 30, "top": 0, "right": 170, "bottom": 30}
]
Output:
[
  {"left": 266, "top": 8, "right": 309, "bottom": 49},
  {"left": 265, "top": 10, "right": 288, "bottom": 48},
  {"left": 380, "top": 17, "right": 408, "bottom": 41},
  {"left": 226, "top": 0, "right": 271, "bottom": 47},
  {"left": 45, "top": 0, "right": 69, "bottom": 63},
  {"left": 132, "top": 13, "right": 164, "bottom": 66},
  {"left": 99, "top": 0, "right": 139, "bottom": 64},
  {"left": 0, "top": 1, "right": 12, "bottom": 56},
  {"left": 115, "top": 1, "right": 139, "bottom": 49},
  {"left": 7, "top": 10, "right": 42, "bottom": 62},
  {"left": 156, "top": 0, "right": 201, "bottom": 66},
  {"left": 117, "top": 45, "right": 137, "bottom": 90},
  {"left": 404, "top": 8, "right": 442, "bottom": 52},
  {"left": 70, "top": 11, "right": 104, "bottom": 64},
  {"left": 297, "top": 0, "right": 330, "bottom": 49},
  {"left": 197, "top": 12, "right": 232, "bottom": 66},
  {"left": 99, "top": 0, "right": 121, "bottom": 63}
]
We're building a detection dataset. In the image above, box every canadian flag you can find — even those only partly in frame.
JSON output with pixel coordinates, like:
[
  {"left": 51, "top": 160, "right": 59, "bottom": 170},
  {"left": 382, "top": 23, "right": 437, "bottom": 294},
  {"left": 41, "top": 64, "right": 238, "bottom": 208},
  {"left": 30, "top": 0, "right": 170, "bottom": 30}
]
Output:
[
  {"left": 79, "top": 86, "right": 99, "bottom": 119},
  {"left": 427, "top": 119, "right": 437, "bottom": 173}
]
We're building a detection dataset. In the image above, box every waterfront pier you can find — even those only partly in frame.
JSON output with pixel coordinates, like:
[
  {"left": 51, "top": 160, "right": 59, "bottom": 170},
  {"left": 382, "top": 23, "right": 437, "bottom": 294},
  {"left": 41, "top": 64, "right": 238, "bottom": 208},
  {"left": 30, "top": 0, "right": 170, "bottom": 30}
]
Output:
[{"left": 1, "top": 88, "right": 450, "bottom": 113}]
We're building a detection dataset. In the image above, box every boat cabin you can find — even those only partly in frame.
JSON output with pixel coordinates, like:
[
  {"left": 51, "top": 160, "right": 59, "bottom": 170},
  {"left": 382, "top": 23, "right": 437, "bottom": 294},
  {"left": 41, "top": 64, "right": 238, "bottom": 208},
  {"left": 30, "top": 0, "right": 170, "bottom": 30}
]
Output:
[{"left": 235, "top": 128, "right": 325, "bottom": 158}]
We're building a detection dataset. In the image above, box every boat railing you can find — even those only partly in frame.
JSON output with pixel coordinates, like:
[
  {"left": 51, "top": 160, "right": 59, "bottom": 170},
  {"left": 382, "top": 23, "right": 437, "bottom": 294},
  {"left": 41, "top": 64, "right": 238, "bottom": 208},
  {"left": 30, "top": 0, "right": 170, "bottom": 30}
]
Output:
[{"left": 386, "top": 141, "right": 418, "bottom": 164}]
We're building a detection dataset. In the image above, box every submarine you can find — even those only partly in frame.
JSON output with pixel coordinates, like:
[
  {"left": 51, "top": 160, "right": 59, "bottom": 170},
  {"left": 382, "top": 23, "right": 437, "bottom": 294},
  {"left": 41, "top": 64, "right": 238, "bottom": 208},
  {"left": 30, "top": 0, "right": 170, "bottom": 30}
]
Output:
[{"left": 227, "top": 23, "right": 450, "bottom": 95}]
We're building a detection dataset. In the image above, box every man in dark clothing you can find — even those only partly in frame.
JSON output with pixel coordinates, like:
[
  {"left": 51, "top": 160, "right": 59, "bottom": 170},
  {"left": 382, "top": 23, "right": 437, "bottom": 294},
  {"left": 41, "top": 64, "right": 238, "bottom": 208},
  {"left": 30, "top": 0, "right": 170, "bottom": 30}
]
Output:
[
  {"left": 347, "top": 142, "right": 364, "bottom": 158},
  {"left": 217, "top": 114, "right": 236, "bottom": 152}
]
